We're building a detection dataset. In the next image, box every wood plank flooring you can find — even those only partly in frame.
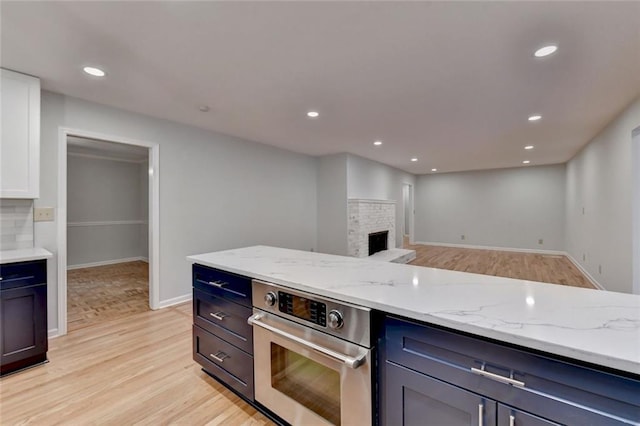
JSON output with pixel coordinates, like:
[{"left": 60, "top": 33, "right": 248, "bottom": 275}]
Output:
[
  {"left": 0, "top": 302, "right": 273, "bottom": 425},
  {"left": 67, "top": 261, "right": 150, "bottom": 332},
  {"left": 404, "top": 239, "right": 595, "bottom": 289}
]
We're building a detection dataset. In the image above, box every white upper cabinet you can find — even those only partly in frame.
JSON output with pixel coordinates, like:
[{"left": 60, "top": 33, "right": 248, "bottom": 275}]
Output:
[{"left": 1, "top": 69, "right": 40, "bottom": 199}]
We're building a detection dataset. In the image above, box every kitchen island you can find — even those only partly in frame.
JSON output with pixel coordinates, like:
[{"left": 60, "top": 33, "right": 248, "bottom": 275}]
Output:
[{"left": 188, "top": 245, "right": 640, "bottom": 425}]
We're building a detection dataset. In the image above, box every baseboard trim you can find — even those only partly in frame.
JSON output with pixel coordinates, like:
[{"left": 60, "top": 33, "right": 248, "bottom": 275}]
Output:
[
  {"left": 67, "top": 257, "right": 148, "bottom": 270},
  {"left": 48, "top": 328, "right": 60, "bottom": 339},
  {"left": 414, "top": 241, "right": 566, "bottom": 256},
  {"left": 564, "top": 254, "right": 606, "bottom": 291},
  {"left": 156, "top": 294, "right": 192, "bottom": 309}
]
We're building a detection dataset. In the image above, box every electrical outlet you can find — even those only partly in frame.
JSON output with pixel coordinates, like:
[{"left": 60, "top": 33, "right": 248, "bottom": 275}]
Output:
[
  {"left": 34, "top": 207, "right": 54, "bottom": 222},
  {"left": 538, "top": 238, "right": 543, "bottom": 245},
  {"left": 582, "top": 207, "right": 585, "bottom": 215},
  {"left": 461, "top": 234, "right": 465, "bottom": 240},
  {"left": 599, "top": 265, "right": 602, "bottom": 274},
  {"left": 582, "top": 253, "right": 586, "bottom": 261}
]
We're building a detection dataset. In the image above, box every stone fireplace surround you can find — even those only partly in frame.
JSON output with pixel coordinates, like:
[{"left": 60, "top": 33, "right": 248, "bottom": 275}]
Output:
[{"left": 348, "top": 199, "right": 396, "bottom": 258}]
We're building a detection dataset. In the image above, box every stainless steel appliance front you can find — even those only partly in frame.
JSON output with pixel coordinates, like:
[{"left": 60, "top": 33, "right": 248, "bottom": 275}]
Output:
[{"left": 249, "top": 280, "right": 373, "bottom": 426}]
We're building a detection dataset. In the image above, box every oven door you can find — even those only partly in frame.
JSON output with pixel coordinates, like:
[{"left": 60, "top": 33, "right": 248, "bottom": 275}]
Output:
[{"left": 249, "top": 309, "right": 372, "bottom": 426}]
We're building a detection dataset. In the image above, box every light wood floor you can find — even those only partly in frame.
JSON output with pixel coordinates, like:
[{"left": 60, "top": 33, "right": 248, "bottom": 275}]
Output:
[
  {"left": 67, "top": 261, "right": 150, "bottom": 332},
  {"left": 404, "top": 238, "right": 595, "bottom": 289},
  {"left": 0, "top": 302, "right": 273, "bottom": 425}
]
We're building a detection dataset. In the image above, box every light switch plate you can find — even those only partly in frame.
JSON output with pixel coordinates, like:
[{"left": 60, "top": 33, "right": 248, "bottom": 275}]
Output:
[{"left": 34, "top": 207, "right": 54, "bottom": 222}]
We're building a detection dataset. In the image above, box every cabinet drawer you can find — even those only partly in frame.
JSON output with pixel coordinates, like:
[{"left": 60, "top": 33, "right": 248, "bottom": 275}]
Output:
[
  {"left": 193, "top": 289, "right": 253, "bottom": 354},
  {"left": 193, "top": 264, "right": 251, "bottom": 307},
  {"left": 385, "top": 316, "right": 640, "bottom": 425},
  {"left": 193, "top": 325, "right": 254, "bottom": 401},
  {"left": 0, "top": 260, "right": 46, "bottom": 290}
]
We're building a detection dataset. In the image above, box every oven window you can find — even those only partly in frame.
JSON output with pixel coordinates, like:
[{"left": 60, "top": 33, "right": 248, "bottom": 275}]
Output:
[{"left": 271, "top": 342, "right": 341, "bottom": 425}]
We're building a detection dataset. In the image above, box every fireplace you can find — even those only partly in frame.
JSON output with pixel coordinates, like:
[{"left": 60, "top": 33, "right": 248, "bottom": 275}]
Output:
[{"left": 368, "top": 231, "right": 389, "bottom": 256}]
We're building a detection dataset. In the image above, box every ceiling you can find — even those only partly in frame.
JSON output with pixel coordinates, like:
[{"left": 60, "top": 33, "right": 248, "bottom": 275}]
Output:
[
  {"left": 2, "top": 1, "right": 639, "bottom": 174},
  {"left": 67, "top": 136, "right": 148, "bottom": 162}
]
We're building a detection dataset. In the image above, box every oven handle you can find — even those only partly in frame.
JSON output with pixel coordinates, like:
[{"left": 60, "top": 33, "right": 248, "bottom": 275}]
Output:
[{"left": 248, "top": 313, "right": 367, "bottom": 369}]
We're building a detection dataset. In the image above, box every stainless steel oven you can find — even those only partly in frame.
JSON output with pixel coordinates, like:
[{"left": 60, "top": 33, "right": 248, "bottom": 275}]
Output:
[{"left": 249, "top": 280, "right": 373, "bottom": 426}]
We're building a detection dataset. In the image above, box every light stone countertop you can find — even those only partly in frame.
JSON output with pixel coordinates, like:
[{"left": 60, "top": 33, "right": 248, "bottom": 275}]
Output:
[
  {"left": 187, "top": 245, "right": 640, "bottom": 375},
  {"left": 0, "top": 248, "right": 53, "bottom": 264}
]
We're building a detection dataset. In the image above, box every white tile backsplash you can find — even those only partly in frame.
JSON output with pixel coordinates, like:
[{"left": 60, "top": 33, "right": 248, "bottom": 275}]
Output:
[{"left": 0, "top": 199, "right": 34, "bottom": 250}]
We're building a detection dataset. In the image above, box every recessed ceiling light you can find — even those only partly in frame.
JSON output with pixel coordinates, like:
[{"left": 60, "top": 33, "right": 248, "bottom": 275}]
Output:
[
  {"left": 431, "top": 168, "right": 437, "bottom": 172},
  {"left": 524, "top": 145, "right": 534, "bottom": 150},
  {"left": 199, "top": 105, "right": 210, "bottom": 112},
  {"left": 83, "top": 66, "right": 105, "bottom": 77},
  {"left": 373, "top": 140, "right": 383, "bottom": 146},
  {"left": 306, "top": 111, "right": 319, "bottom": 118},
  {"left": 534, "top": 45, "right": 558, "bottom": 58},
  {"left": 411, "top": 158, "right": 418, "bottom": 162},
  {"left": 528, "top": 115, "right": 542, "bottom": 121},
  {"left": 522, "top": 160, "right": 531, "bottom": 164}
]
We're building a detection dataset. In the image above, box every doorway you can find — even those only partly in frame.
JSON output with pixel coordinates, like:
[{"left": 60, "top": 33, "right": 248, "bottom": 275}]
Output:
[
  {"left": 402, "top": 183, "right": 413, "bottom": 247},
  {"left": 57, "top": 128, "right": 160, "bottom": 336}
]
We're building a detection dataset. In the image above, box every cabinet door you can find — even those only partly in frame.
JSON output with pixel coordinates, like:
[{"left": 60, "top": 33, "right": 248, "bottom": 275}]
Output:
[
  {"left": 1, "top": 69, "right": 40, "bottom": 198},
  {"left": 385, "top": 361, "right": 497, "bottom": 426},
  {"left": 0, "top": 284, "right": 47, "bottom": 370},
  {"left": 498, "top": 405, "right": 559, "bottom": 426}
]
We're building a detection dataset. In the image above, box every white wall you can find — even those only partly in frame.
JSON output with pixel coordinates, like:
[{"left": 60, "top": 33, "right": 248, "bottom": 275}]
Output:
[
  {"left": 316, "top": 153, "right": 348, "bottom": 255},
  {"left": 415, "top": 164, "right": 566, "bottom": 251},
  {"left": 566, "top": 98, "right": 640, "bottom": 294},
  {"left": 36, "top": 91, "right": 318, "bottom": 333},
  {"left": 346, "top": 154, "right": 416, "bottom": 248},
  {"left": 67, "top": 154, "right": 147, "bottom": 267}
]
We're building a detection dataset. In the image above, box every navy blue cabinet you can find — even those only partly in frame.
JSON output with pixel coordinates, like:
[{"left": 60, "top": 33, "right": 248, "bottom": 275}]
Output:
[
  {"left": 381, "top": 316, "right": 640, "bottom": 426},
  {"left": 192, "top": 264, "right": 254, "bottom": 401},
  {"left": 386, "top": 361, "right": 496, "bottom": 426},
  {"left": 0, "top": 259, "right": 48, "bottom": 376}
]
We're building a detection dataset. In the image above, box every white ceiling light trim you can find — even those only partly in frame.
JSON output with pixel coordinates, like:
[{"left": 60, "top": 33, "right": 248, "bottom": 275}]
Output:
[
  {"left": 306, "top": 111, "right": 319, "bottom": 118},
  {"left": 83, "top": 66, "right": 105, "bottom": 77},
  {"left": 373, "top": 140, "right": 382, "bottom": 146},
  {"left": 522, "top": 160, "right": 531, "bottom": 164},
  {"left": 528, "top": 115, "right": 542, "bottom": 121},
  {"left": 411, "top": 158, "right": 418, "bottom": 162},
  {"left": 431, "top": 168, "right": 437, "bottom": 172},
  {"left": 534, "top": 44, "right": 558, "bottom": 58},
  {"left": 524, "top": 145, "right": 534, "bottom": 150}
]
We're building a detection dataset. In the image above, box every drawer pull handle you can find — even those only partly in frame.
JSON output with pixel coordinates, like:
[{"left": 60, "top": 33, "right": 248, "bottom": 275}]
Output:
[
  {"left": 478, "top": 403, "right": 483, "bottom": 426},
  {"left": 210, "top": 351, "right": 229, "bottom": 363},
  {"left": 208, "top": 280, "right": 227, "bottom": 288},
  {"left": 471, "top": 366, "right": 525, "bottom": 388},
  {"left": 509, "top": 414, "right": 515, "bottom": 426},
  {"left": 210, "top": 312, "right": 227, "bottom": 321}
]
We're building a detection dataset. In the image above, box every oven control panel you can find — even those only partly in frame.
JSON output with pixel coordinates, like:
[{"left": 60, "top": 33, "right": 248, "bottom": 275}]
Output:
[
  {"left": 252, "top": 279, "right": 372, "bottom": 347},
  {"left": 278, "top": 291, "right": 327, "bottom": 327}
]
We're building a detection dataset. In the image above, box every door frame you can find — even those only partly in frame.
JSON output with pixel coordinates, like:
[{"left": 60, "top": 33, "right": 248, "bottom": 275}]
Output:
[
  {"left": 633, "top": 126, "right": 640, "bottom": 295},
  {"left": 402, "top": 182, "right": 414, "bottom": 245},
  {"left": 57, "top": 127, "right": 160, "bottom": 336}
]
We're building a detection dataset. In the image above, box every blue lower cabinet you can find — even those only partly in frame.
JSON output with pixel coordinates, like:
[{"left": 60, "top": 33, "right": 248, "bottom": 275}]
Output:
[
  {"left": 0, "top": 260, "right": 48, "bottom": 376},
  {"left": 380, "top": 316, "right": 640, "bottom": 426},
  {"left": 385, "top": 361, "right": 496, "bottom": 426},
  {"left": 192, "top": 264, "right": 254, "bottom": 402},
  {"left": 497, "top": 405, "right": 559, "bottom": 426}
]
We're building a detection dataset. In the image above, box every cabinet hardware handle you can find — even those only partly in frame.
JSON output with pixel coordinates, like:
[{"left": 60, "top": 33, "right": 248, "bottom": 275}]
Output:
[
  {"left": 208, "top": 280, "right": 227, "bottom": 288},
  {"left": 210, "top": 351, "right": 229, "bottom": 363},
  {"left": 210, "top": 312, "right": 227, "bottom": 321},
  {"left": 248, "top": 312, "right": 368, "bottom": 369},
  {"left": 478, "top": 403, "right": 483, "bottom": 426},
  {"left": 471, "top": 367, "right": 525, "bottom": 388},
  {"left": 509, "top": 414, "right": 515, "bottom": 426}
]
